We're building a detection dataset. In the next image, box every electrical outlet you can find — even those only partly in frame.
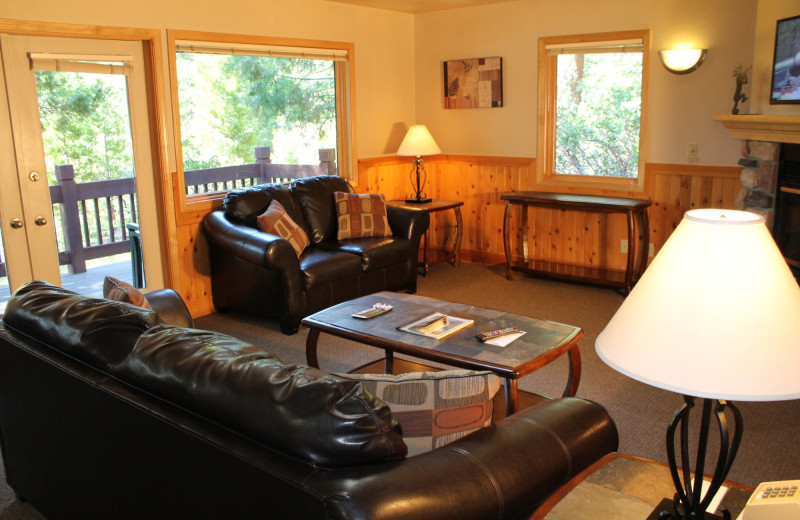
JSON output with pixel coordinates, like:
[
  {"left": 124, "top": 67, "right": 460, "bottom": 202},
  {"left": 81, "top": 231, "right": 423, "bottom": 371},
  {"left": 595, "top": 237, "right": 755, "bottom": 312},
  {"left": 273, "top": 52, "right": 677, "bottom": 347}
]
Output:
[
  {"left": 649, "top": 243, "right": 655, "bottom": 257},
  {"left": 620, "top": 239, "right": 628, "bottom": 254},
  {"left": 687, "top": 143, "right": 699, "bottom": 163}
]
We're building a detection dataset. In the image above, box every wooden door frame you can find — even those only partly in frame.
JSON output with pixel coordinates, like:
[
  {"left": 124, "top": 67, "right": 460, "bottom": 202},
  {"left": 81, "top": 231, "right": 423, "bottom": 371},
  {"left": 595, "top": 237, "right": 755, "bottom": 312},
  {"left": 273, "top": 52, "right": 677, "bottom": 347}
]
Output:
[{"left": 0, "top": 18, "right": 177, "bottom": 288}]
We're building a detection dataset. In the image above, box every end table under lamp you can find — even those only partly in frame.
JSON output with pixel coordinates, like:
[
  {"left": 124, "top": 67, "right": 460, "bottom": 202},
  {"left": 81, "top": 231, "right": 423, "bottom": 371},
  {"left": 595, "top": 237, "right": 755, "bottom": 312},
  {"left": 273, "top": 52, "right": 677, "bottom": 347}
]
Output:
[
  {"left": 596, "top": 209, "right": 800, "bottom": 520},
  {"left": 396, "top": 124, "right": 441, "bottom": 204}
]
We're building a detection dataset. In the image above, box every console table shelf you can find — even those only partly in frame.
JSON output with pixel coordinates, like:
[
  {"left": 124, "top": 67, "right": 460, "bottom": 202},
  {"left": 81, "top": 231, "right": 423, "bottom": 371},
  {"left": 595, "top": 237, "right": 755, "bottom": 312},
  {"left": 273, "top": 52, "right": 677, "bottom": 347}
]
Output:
[{"left": 501, "top": 192, "right": 652, "bottom": 294}]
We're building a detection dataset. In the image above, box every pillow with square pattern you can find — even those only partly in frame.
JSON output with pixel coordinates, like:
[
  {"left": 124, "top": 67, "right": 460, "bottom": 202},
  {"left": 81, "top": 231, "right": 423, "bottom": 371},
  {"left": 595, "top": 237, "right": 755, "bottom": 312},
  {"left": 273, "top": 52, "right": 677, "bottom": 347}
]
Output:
[
  {"left": 103, "top": 276, "right": 151, "bottom": 309},
  {"left": 256, "top": 199, "right": 310, "bottom": 257},
  {"left": 336, "top": 369, "right": 501, "bottom": 456},
  {"left": 334, "top": 192, "right": 393, "bottom": 240}
]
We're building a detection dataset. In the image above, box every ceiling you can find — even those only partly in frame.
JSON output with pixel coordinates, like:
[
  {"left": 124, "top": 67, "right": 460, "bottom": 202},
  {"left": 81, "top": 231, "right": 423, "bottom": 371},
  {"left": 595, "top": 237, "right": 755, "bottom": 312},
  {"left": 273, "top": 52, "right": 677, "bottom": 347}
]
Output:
[{"left": 322, "top": 0, "right": 517, "bottom": 14}]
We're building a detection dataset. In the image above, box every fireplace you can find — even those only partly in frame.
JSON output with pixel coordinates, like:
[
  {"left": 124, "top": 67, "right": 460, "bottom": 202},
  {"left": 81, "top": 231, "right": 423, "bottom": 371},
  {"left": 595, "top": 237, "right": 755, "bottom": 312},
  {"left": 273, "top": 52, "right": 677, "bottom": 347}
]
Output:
[{"left": 774, "top": 143, "right": 800, "bottom": 281}]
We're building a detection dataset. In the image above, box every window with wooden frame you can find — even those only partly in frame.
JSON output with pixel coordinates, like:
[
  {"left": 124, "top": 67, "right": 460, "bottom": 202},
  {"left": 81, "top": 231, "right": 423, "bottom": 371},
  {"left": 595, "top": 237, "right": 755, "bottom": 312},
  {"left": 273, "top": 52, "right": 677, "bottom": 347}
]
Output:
[
  {"left": 166, "top": 31, "right": 355, "bottom": 211},
  {"left": 537, "top": 30, "right": 650, "bottom": 192}
]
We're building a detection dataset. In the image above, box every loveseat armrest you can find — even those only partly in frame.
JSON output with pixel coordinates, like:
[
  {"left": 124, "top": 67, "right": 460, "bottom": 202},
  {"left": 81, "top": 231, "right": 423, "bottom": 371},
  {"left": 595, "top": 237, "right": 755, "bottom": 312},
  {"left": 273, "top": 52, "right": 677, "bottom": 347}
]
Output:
[
  {"left": 144, "top": 289, "right": 193, "bottom": 328},
  {"left": 203, "top": 211, "right": 300, "bottom": 272},
  {"left": 307, "top": 397, "right": 618, "bottom": 520},
  {"left": 386, "top": 204, "right": 429, "bottom": 241}
]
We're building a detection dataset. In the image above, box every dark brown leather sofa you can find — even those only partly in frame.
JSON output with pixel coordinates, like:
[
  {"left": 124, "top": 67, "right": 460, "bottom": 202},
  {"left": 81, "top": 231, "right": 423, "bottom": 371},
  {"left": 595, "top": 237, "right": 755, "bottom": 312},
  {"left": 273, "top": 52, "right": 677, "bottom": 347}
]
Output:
[
  {"left": 0, "top": 282, "right": 619, "bottom": 520},
  {"left": 203, "top": 175, "right": 429, "bottom": 334}
]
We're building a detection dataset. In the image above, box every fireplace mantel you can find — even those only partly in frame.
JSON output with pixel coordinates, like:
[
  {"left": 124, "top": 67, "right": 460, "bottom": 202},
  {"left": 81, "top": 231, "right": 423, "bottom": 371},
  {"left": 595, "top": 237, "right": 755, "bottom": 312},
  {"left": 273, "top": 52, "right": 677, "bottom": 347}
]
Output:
[{"left": 714, "top": 114, "right": 800, "bottom": 144}]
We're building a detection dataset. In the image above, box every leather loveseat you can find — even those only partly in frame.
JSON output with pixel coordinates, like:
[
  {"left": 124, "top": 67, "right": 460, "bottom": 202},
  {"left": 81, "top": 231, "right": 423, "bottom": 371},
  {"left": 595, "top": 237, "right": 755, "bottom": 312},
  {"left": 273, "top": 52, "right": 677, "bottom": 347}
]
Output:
[
  {"left": 0, "top": 281, "right": 619, "bottom": 520},
  {"left": 203, "top": 175, "right": 429, "bottom": 334}
]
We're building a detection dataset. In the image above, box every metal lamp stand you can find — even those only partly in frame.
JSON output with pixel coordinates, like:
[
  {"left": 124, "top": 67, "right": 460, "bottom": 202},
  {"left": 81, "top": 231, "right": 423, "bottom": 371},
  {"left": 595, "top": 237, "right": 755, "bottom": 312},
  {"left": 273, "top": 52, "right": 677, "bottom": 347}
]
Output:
[
  {"left": 405, "top": 156, "right": 431, "bottom": 204},
  {"left": 647, "top": 396, "right": 743, "bottom": 520}
]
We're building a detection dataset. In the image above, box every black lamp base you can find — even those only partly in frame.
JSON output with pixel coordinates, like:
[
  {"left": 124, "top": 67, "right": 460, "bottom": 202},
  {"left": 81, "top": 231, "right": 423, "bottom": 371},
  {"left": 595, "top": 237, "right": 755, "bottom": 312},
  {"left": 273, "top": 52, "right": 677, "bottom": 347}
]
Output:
[
  {"left": 405, "top": 197, "right": 432, "bottom": 204},
  {"left": 646, "top": 498, "right": 730, "bottom": 520}
]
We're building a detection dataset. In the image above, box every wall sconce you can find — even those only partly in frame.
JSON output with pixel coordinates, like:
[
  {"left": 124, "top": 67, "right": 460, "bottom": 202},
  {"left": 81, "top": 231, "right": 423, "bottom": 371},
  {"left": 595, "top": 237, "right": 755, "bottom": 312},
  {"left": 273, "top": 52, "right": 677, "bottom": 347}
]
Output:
[{"left": 660, "top": 48, "right": 708, "bottom": 74}]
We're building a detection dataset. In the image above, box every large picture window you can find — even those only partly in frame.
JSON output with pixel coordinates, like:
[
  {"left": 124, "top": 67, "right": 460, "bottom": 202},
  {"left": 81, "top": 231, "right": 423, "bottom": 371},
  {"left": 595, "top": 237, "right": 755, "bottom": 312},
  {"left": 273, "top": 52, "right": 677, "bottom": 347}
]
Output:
[
  {"left": 538, "top": 30, "right": 649, "bottom": 190},
  {"left": 167, "top": 32, "right": 354, "bottom": 207}
]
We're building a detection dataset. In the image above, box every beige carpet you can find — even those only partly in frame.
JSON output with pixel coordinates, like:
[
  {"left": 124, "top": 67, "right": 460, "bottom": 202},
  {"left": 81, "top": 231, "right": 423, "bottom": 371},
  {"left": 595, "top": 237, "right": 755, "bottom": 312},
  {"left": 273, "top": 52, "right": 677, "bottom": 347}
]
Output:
[{"left": 2, "top": 263, "right": 798, "bottom": 518}]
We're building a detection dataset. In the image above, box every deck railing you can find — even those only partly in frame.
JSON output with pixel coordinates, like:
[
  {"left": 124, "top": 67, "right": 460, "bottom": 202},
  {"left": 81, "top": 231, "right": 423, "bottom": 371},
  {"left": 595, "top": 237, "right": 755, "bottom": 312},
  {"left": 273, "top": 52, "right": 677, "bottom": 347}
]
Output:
[{"left": 0, "top": 147, "right": 336, "bottom": 277}]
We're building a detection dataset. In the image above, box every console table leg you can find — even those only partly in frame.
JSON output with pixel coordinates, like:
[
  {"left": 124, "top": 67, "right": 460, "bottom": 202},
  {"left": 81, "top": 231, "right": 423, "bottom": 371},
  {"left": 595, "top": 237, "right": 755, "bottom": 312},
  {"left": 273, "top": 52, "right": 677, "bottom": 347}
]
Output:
[
  {"left": 306, "top": 328, "right": 321, "bottom": 368},
  {"left": 453, "top": 206, "right": 463, "bottom": 267},
  {"left": 503, "top": 200, "right": 513, "bottom": 279}
]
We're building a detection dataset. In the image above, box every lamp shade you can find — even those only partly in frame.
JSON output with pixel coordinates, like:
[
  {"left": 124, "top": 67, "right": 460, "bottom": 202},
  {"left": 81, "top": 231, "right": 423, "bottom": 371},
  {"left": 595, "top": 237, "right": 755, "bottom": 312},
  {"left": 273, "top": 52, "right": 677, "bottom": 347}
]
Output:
[
  {"left": 396, "top": 125, "right": 442, "bottom": 157},
  {"left": 659, "top": 48, "right": 707, "bottom": 74},
  {"left": 596, "top": 209, "right": 800, "bottom": 401}
]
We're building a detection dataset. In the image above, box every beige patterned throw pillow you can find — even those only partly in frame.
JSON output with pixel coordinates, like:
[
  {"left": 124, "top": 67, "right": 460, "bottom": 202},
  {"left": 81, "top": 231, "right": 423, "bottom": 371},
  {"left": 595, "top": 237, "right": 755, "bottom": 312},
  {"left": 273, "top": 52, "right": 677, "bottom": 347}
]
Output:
[
  {"left": 103, "top": 276, "right": 152, "bottom": 309},
  {"left": 337, "top": 370, "right": 501, "bottom": 456},
  {"left": 256, "top": 199, "right": 310, "bottom": 257},
  {"left": 334, "top": 192, "right": 393, "bottom": 240}
]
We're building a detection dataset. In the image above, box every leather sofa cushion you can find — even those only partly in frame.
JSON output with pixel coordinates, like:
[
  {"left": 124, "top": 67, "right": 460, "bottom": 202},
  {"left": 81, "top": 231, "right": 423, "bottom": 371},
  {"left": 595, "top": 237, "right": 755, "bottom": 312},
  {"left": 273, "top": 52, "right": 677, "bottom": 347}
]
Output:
[
  {"left": 223, "top": 182, "right": 309, "bottom": 233},
  {"left": 3, "top": 280, "right": 157, "bottom": 371},
  {"left": 300, "top": 248, "right": 364, "bottom": 288},
  {"left": 291, "top": 175, "right": 354, "bottom": 244},
  {"left": 116, "top": 326, "right": 407, "bottom": 467},
  {"left": 318, "top": 237, "right": 414, "bottom": 271}
]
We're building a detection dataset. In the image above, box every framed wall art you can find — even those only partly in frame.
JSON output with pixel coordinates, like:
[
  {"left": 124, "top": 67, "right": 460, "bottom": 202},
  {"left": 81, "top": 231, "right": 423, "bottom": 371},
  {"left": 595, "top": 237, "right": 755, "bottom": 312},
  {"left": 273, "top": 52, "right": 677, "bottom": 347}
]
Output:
[{"left": 443, "top": 57, "right": 503, "bottom": 109}]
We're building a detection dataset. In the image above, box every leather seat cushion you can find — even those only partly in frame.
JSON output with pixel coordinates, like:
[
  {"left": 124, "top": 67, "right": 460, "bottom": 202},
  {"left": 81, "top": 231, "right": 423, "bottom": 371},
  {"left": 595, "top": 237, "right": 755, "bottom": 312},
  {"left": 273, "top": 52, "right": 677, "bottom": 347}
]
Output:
[
  {"left": 300, "top": 248, "right": 363, "bottom": 288},
  {"left": 3, "top": 280, "right": 157, "bottom": 371},
  {"left": 115, "top": 326, "right": 407, "bottom": 466},
  {"left": 317, "top": 237, "right": 414, "bottom": 271}
]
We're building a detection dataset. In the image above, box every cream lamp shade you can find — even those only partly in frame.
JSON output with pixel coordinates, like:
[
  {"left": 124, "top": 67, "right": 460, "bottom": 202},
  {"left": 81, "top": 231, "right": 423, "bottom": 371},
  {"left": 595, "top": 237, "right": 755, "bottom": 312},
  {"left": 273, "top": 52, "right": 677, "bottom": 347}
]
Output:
[
  {"left": 659, "top": 48, "right": 707, "bottom": 74},
  {"left": 596, "top": 208, "right": 800, "bottom": 401},
  {"left": 396, "top": 125, "right": 442, "bottom": 157}
]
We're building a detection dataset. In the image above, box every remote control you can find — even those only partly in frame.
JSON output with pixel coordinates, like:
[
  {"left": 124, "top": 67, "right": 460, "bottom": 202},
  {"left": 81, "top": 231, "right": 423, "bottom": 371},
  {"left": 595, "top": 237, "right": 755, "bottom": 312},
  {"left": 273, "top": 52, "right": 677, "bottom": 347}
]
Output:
[{"left": 476, "top": 327, "right": 520, "bottom": 342}]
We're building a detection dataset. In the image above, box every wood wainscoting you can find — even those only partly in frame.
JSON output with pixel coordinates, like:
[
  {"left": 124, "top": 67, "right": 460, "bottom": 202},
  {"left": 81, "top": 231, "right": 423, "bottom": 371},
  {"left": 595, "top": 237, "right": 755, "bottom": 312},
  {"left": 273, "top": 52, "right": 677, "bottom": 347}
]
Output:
[{"left": 173, "top": 156, "right": 740, "bottom": 317}]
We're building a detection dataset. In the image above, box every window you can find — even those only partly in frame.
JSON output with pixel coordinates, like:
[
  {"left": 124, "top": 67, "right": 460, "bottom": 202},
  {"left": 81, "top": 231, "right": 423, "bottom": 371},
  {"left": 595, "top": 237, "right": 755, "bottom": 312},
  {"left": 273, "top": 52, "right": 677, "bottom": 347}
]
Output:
[
  {"left": 538, "top": 30, "right": 650, "bottom": 191},
  {"left": 167, "top": 32, "right": 354, "bottom": 207}
]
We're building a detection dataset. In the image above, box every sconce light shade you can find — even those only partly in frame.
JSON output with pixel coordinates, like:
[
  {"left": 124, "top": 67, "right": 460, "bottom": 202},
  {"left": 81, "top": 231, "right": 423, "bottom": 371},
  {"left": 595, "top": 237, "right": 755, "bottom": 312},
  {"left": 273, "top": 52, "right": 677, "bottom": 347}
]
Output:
[{"left": 659, "top": 48, "right": 707, "bottom": 74}]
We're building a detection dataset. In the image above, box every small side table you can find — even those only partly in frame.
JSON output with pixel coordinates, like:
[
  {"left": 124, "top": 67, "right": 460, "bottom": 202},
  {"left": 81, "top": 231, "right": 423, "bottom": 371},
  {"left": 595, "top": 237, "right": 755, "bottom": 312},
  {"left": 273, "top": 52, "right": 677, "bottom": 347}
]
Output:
[{"left": 387, "top": 199, "right": 463, "bottom": 276}]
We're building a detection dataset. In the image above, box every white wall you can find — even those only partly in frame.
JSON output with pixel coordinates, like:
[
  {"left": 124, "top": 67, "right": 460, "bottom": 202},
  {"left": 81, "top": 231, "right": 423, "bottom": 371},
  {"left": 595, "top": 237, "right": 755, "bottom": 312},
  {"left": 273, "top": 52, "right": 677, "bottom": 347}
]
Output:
[
  {"left": 751, "top": 0, "right": 800, "bottom": 116},
  {"left": 0, "top": 0, "right": 417, "bottom": 162},
  {"left": 412, "top": 0, "right": 759, "bottom": 166}
]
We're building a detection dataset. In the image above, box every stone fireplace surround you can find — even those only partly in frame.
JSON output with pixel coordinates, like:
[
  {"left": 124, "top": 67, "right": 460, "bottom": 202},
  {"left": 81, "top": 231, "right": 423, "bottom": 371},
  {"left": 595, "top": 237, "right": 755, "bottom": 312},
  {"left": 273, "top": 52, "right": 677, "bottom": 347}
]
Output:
[{"left": 715, "top": 114, "right": 800, "bottom": 231}]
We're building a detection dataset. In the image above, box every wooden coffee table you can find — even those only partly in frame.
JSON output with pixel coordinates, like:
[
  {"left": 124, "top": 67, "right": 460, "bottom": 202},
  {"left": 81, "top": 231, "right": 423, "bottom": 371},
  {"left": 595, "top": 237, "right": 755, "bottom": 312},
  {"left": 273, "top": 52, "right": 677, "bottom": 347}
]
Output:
[{"left": 302, "top": 291, "right": 583, "bottom": 414}]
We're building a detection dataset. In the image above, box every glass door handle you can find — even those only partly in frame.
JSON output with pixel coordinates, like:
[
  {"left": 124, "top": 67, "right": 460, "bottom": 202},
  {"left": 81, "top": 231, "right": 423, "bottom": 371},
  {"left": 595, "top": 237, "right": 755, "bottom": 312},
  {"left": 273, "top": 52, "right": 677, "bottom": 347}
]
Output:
[
  {"left": 10, "top": 218, "right": 23, "bottom": 229},
  {"left": 34, "top": 216, "right": 47, "bottom": 226}
]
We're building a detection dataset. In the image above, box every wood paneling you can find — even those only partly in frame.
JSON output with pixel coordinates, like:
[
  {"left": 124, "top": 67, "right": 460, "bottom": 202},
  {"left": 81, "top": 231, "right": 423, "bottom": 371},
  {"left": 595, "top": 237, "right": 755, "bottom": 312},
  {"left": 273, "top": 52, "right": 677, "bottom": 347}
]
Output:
[{"left": 175, "top": 155, "right": 741, "bottom": 317}]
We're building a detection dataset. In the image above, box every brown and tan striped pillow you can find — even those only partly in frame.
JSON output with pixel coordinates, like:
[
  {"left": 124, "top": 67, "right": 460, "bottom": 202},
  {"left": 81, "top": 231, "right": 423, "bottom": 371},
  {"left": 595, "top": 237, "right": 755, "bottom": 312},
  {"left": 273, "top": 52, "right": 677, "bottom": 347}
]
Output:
[
  {"left": 256, "top": 199, "right": 310, "bottom": 257},
  {"left": 103, "top": 276, "right": 151, "bottom": 309},
  {"left": 338, "top": 370, "right": 501, "bottom": 456},
  {"left": 334, "top": 192, "right": 393, "bottom": 240}
]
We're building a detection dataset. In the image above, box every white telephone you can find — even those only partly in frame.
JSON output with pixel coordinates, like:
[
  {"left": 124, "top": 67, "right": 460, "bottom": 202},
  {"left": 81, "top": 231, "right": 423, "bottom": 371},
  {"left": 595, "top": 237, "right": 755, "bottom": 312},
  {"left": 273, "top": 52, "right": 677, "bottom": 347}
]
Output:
[{"left": 739, "top": 480, "right": 800, "bottom": 520}]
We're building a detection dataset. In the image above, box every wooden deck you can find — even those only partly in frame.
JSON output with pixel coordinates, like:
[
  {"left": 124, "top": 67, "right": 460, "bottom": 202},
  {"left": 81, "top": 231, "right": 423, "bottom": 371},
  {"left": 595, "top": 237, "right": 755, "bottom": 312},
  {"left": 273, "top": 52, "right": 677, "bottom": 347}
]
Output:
[{"left": 0, "top": 257, "right": 134, "bottom": 314}]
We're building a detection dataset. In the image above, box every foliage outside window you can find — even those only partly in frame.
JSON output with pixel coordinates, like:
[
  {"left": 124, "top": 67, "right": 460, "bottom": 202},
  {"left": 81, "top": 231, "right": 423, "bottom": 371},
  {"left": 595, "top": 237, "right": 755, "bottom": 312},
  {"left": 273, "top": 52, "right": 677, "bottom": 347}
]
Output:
[
  {"left": 538, "top": 31, "right": 649, "bottom": 190},
  {"left": 168, "top": 33, "right": 354, "bottom": 204}
]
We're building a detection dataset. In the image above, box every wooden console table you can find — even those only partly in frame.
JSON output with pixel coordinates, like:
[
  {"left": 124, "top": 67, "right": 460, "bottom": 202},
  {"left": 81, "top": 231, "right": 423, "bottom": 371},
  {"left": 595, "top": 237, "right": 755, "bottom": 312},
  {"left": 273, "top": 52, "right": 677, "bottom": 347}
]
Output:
[
  {"left": 388, "top": 199, "right": 463, "bottom": 276},
  {"left": 501, "top": 192, "right": 652, "bottom": 294}
]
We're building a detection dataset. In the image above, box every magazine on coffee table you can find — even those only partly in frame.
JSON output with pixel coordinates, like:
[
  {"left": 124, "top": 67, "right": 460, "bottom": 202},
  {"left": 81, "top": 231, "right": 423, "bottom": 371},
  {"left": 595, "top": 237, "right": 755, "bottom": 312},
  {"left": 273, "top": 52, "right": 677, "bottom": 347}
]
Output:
[{"left": 397, "top": 312, "right": 474, "bottom": 340}]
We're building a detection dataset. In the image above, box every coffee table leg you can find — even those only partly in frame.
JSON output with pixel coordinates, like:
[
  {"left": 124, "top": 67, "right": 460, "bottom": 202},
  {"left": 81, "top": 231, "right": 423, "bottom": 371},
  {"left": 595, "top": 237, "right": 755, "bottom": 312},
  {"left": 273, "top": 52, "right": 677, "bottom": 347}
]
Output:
[
  {"left": 385, "top": 350, "right": 394, "bottom": 373},
  {"left": 505, "top": 378, "right": 520, "bottom": 415},
  {"left": 306, "top": 327, "right": 321, "bottom": 368},
  {"left": 562, "top": 345, "right": 582, "bottom": 397}
]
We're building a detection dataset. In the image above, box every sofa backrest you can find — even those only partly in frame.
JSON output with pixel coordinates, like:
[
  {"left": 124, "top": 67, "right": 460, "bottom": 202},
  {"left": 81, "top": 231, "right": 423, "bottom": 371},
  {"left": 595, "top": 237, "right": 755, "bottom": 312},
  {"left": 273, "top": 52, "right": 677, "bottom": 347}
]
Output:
[
  {"left": 114, "top": 325, "right": 407, "bottom": 467},
  {"left": 223, "top": 182, "right": 309, "bottom": 232},
  {"left": 290, "top": 175, "right": 354, "bottom": 243},
  {"left": 3, "top": 280, "right": 157, "bottom": 371}
]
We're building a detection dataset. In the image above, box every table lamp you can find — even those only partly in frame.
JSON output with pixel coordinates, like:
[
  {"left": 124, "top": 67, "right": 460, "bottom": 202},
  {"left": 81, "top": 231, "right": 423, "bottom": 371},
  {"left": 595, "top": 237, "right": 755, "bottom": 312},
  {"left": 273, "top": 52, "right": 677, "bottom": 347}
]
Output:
[
  {"left": 396, "top": 124, "right": 441, "bottom": 203},
  {"left": 596, "top": 208, "right": 800, "bottom": 520}
]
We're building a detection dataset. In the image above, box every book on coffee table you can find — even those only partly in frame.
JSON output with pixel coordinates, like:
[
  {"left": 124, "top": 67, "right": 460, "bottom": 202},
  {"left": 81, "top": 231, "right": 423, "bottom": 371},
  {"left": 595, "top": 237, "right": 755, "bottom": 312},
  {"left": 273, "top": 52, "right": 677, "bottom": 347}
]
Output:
[{"left": 398, "top": 312, "right": 474, "bottom": 340}]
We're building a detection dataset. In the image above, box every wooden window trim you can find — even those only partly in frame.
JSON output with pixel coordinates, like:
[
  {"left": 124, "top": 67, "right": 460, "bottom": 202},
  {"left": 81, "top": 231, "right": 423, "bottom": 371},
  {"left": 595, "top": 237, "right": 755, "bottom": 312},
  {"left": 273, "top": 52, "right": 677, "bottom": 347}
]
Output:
[
  {"left": 166, "top": 30, "right": 357, "bottom": 221},
  {"left": 536, "top": 29, "right": 651, "bottom": 194}
]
